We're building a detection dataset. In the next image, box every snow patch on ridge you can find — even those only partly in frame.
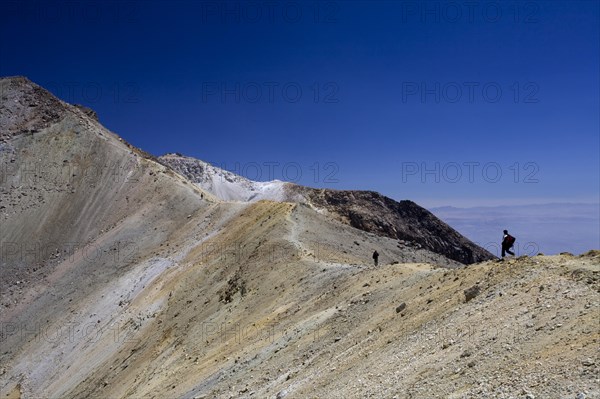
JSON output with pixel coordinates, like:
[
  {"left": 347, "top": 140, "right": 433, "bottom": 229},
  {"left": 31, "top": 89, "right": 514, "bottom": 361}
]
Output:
[
  {"left": 160, "top": 153, "right": 291, "bottom": 202},
  {"left": 198, "top": 175, "right": 288, "bottom": 202}
]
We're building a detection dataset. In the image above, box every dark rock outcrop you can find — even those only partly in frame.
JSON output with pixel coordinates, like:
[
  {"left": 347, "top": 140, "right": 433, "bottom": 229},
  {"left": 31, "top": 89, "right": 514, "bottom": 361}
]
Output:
[
  {"left": 0, "top": 76, "right": 68, "bottom": 141},
  {"left": 73, "top": 104, "right": 99, "bottom": 121},
  {"left": 464, "top": 285, "right": 481, "bottom": 302},
  {"left": 288, "top": 186, "right": 495, "bottom": 264}
]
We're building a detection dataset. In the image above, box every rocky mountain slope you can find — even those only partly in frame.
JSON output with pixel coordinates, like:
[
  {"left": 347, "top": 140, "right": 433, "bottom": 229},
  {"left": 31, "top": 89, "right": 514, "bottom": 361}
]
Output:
[
  {"left": 0, "top": 77, "right": 598, "bottom": 399},
  {"left": 160, "top": 154, "right": 494, "bottom": 264}
]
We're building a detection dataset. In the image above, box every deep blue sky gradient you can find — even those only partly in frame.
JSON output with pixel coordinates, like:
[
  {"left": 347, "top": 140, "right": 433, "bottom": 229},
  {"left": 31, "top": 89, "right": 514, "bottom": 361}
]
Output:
[{"left": 1, "top": 0, "right": 598, "bottom": 207}]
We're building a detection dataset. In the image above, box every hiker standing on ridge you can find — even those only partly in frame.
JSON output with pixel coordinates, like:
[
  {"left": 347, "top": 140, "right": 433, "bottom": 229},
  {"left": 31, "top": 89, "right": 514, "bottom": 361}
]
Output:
[
  {"left": 372, "top": 250, "right": 379, "bottom": 266},
  {"left": 501, "top": 229, "right": 516, "bottom": 258}
]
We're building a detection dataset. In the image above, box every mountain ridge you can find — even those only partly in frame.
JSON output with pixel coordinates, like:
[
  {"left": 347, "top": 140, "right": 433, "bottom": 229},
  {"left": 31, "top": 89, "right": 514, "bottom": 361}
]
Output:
[{"left": 159, "top": 152, "right": 495, "bottom": 264}]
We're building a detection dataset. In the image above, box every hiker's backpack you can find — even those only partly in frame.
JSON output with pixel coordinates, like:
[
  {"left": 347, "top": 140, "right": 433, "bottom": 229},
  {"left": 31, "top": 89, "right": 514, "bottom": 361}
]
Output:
[{"left": 505, "top": 234, "right": 516, "bottom": 246}]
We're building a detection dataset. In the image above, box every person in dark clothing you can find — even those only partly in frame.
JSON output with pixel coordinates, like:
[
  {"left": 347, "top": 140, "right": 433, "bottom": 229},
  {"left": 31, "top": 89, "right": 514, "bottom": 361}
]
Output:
[
  {"left": 372, "top": 250, "right": 379, "bottom": 266},
  {"left": 501, "top": 229, "right": 516, "bottom": 258}
]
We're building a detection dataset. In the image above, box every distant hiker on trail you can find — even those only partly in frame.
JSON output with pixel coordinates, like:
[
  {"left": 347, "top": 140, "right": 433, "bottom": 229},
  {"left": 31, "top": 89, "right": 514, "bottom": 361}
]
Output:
[
  {"left": 501, "top": 230, "right": 516, "bottom": 258},
  {"left": 372, "top": 250, "right": 379, "bottom": 266}
]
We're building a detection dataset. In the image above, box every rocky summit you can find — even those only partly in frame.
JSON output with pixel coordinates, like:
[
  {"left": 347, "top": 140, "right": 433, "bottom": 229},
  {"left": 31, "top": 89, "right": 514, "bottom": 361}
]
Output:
[{"left": 0, "top": 77, "right": 598, "bottom": 399}]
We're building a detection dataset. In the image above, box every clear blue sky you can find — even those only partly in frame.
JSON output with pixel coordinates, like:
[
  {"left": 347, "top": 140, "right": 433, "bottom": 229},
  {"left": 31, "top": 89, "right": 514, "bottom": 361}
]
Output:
[{"left": 1, "top": 0, "right": 598, "bottom": 207}]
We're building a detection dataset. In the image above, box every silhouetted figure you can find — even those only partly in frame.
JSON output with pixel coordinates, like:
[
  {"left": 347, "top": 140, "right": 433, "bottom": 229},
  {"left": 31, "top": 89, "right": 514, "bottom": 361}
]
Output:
[
  {"left": 372, "top": 250, "right": 379, "bottom": 266},
  {"left": 501, "top": 229, "right": 516, "bottom": 258}
]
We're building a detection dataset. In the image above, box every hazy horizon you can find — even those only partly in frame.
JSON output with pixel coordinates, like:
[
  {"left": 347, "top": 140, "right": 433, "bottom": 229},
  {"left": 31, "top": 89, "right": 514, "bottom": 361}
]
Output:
[{"left": 430, "top": 202, "right": 600, "bottom": 256}]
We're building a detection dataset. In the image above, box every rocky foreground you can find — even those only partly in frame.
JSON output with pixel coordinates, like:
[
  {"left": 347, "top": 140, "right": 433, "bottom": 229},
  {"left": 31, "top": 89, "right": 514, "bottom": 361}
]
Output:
[{"left": 1, "top": 250, "right": 598, "bottom": 399}]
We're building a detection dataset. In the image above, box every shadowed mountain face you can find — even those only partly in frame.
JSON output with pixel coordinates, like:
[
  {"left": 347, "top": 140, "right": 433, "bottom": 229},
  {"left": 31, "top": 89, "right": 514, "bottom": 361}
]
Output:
[
  {"left": 289, "top": 187, "right": 495, "bottom": 264},
  {"left": 160, "top": 154, "right": 495, "bottom": 264},
  {"left": 5, "top": 77, "right": 596, "bottom": 399}
]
